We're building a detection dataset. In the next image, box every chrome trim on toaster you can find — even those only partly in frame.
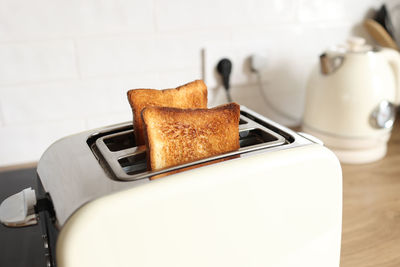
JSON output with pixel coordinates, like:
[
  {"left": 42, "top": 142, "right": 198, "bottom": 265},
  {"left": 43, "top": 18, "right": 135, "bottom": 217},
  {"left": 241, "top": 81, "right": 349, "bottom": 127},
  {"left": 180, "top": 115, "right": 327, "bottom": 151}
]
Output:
[{"left": 92, "top": 112, "right": 287, "bottom": 181}]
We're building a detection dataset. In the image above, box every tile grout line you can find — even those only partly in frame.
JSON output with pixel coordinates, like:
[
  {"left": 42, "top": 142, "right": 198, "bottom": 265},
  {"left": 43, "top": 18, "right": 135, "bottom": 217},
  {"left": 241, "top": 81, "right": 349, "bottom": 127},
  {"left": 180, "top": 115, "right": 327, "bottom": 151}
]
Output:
[
  {"left": 72, "top": 39, "right": 83, "bottom": 80},
  {"left": 152, "top": 0, "right": 158, "bottom": 33},
  {"left": 0, "top": 99, "right": 5, "bottom": 127},
  {"left": 0, "top": 31, "right": 156, "bottom": 45},
  {"left": 0, "top": 77, "right": 82, "bottom": 88},
  {"left": 83, "top": 118, "right": 90, "bottom": 130},
  {"left": 294, "top": 0, "right": 301, "bottom": 23}
]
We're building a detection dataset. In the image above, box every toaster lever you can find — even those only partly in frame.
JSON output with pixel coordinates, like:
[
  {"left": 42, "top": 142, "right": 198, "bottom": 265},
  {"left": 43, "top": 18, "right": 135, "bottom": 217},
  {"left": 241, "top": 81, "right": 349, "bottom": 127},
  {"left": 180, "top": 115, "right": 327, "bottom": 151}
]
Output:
[
  {"left": 35, "top": 194, "right": 56, "bottom": 220},
  {"left": 0, "top": 187, "right": 38, "bottom": 227}
]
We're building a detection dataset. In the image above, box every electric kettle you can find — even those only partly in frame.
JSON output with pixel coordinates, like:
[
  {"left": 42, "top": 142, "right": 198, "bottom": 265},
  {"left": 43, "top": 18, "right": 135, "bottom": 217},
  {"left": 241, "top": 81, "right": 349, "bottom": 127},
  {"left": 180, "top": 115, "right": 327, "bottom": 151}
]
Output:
[{"left": 302, "top": 37, "right": 400, "bottom": 164}]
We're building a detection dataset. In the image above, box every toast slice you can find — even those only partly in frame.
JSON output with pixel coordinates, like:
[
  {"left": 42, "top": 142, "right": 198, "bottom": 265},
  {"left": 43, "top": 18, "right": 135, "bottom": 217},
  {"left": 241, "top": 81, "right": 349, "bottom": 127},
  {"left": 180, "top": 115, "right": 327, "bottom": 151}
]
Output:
[
  {"left": 127, "top": 80, "right": 207, "bottom": 145},
  {"left": 142, "top": 103, "right": 240, "bottom": 171}
]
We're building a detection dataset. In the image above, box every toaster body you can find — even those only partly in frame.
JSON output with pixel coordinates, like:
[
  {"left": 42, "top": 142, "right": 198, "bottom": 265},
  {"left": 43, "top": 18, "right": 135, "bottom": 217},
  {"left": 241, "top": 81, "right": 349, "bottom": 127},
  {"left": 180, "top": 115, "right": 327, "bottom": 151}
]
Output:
[
  {"left": 1, "top": 106, "right": 342, "bottom": 267},
  {"left": 58, "top": 143, "right": 342, "bottom": 267}
]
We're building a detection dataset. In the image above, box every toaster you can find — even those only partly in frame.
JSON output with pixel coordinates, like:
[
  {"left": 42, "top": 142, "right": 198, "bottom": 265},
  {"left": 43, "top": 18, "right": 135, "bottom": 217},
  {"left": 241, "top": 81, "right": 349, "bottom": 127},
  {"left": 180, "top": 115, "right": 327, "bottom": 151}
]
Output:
[{"left": 0, "top": 106, "right": 342, "bottom": 267}]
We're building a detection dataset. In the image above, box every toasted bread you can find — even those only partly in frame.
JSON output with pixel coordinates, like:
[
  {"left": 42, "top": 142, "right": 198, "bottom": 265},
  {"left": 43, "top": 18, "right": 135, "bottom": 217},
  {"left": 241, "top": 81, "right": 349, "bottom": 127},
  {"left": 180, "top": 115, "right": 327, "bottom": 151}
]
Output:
[
  {"left": 142, "top": 103, "right": 240, "bottom": 171},
  {"left": 127, "top": 80, "right": 207, "bottom": 145}
]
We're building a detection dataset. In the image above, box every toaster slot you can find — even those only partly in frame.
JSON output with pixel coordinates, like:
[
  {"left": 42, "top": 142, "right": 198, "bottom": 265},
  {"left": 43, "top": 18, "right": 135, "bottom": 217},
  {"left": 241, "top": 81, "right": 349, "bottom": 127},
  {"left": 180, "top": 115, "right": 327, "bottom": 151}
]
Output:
[
  {"left": 240, "top": 128, "right": 278, "bottom": 147},
  {"left": 118, "top": 153, "right": 147, "bottom": 175},
  {"left": 103, "top": 131, "right": 135, "bottom": 151},
  {"left": 89, "top": 112, "right": 289, "bottom": 181},
  {"left": 240, "top": 110, "right": 295, "bottom": 143}
]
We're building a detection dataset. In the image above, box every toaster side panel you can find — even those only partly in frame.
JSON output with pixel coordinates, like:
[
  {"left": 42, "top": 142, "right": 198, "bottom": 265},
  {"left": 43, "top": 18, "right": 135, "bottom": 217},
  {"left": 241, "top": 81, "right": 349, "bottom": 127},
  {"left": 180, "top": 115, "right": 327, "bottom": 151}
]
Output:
[{"left": 56, "top": 144, "right": 342, "bottom": 267}]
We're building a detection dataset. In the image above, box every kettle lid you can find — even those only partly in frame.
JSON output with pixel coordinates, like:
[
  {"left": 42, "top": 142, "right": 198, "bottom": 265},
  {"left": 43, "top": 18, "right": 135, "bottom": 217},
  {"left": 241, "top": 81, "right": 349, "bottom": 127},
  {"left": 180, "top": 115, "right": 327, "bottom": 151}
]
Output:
[{"left": 329, "top": 37, "right": 373, "bottom": 54}]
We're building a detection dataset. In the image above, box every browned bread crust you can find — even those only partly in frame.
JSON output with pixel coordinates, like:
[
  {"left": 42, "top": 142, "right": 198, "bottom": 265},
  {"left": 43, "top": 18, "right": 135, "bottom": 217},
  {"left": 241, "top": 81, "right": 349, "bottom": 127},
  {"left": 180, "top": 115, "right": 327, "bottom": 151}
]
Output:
[
  {"left": 127, "top": 80, "right": 207, "bottom": 145},
  {"left": 142, "top": 103, "right": 240, "bottom": 171}
]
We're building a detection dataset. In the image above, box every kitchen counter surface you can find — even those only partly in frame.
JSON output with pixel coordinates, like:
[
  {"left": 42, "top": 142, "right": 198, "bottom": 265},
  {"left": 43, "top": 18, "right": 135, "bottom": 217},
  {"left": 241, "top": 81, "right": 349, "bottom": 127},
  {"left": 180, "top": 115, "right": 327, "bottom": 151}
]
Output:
[{"left": 340, "top": 118, "right": 400, "bottom": 267}]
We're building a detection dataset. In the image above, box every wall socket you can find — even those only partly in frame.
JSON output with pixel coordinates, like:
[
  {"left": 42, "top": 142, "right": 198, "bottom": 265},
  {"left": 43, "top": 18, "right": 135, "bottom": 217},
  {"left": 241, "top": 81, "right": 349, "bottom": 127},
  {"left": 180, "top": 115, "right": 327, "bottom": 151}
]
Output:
[
  {"left": 202, "top": 41, "right": 270, "bottom": 90},
  {"left": 202, "top": 40, "right": 304, "bottom": 127}
]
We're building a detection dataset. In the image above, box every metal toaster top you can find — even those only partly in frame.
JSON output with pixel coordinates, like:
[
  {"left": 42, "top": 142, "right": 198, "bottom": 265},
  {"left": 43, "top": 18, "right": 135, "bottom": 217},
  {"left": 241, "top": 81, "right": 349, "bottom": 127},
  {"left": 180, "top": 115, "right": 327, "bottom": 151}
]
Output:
[
  {"left": 89, "top": 109, "right": 290, "bottom": 181},
  {"left": 37, "top": 105, "right": 318, "bottom": 226}
]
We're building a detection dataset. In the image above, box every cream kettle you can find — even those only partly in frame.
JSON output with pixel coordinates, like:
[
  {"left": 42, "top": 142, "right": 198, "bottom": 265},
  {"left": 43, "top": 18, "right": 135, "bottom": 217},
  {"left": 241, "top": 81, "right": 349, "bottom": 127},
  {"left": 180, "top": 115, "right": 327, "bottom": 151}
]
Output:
[{"left": 302, "top": 37, "right": 400, "bottom": 164}]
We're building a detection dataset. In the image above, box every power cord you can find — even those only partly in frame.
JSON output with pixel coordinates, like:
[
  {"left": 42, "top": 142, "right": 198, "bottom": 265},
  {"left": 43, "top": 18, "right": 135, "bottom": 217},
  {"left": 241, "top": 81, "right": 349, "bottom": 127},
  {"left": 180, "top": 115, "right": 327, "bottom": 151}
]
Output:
[
  {"left": 251, "top": 55, "right": 300, "bottom": 123},
  {"left": 216, "top": 56, "right": 301, "bottom": 124}
]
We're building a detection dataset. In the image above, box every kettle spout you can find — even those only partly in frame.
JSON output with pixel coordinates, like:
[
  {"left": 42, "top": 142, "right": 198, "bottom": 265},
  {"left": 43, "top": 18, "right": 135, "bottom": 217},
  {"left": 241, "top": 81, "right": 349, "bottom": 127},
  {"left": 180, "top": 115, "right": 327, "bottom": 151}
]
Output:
[{"left": 320, "top": 53, "right": 344, "bottom": 75}]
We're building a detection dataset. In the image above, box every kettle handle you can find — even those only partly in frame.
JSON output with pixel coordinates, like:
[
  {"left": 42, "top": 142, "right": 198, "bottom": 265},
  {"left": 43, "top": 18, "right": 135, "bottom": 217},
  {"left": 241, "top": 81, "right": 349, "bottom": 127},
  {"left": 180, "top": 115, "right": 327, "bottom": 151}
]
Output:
[{"left": 381, "top": 48, "right": 400, "bottom": 105}]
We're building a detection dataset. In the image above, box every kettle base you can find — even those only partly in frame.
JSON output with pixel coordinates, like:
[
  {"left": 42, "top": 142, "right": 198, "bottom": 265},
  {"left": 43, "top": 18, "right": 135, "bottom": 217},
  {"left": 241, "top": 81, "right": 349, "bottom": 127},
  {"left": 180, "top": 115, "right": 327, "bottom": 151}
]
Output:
[
  {"left": 331, "top": 144, "right": 387, "bottom": 164},
  {"left": 302, "top": 126, "right": 390, "bottom": 164}
]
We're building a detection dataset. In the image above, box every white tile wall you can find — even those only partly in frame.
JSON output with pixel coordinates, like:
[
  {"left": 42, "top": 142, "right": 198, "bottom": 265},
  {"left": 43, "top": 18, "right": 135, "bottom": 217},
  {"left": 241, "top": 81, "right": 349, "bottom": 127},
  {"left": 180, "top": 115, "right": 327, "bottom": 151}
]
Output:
[
  {"left": 0, "top": 73, "right": 207, "bottom": 126},
  {"left": 85, "top": 112, "right": 132, "bottom": 130},
  {"left": 0, "top": 0, "right": 385, "bottom": 167},
  {"left": 155, "top": 0, "right": 297, "bottom": 31},
  {"left": 0, "top": 81, "right": 108, "bottom": 124},
  {"left": 0, "top": 40, "right": 78, "bottom": 85},
  {"left": 0, "top": 119, "right": 86, "bottom": 166},
  {"left": 0, "top": 103, "right": 4, "bottom": 127},
  {"left": 77, "top": 35, "right": 201, "bottom": 77},
  {"left": 298, "top": 0, "right": 382, "bottom": 23},
  {"left": 0, "top": 0, "right": 154, "bottom": 42}
]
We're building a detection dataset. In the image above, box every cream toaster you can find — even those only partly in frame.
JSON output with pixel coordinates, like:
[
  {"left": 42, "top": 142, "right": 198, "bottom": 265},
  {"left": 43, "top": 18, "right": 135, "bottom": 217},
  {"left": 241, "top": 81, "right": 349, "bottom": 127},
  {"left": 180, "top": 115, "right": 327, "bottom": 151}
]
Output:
[{"left": 0, "top": 106, "right": 342, "bottom": 267}]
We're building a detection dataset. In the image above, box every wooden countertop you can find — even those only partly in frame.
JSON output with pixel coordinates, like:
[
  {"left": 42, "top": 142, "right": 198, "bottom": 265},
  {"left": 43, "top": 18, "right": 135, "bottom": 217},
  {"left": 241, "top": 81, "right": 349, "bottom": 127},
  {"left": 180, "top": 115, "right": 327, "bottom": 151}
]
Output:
[{"left": 340, "top": 119, "right": 400, "bottom": 266}]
